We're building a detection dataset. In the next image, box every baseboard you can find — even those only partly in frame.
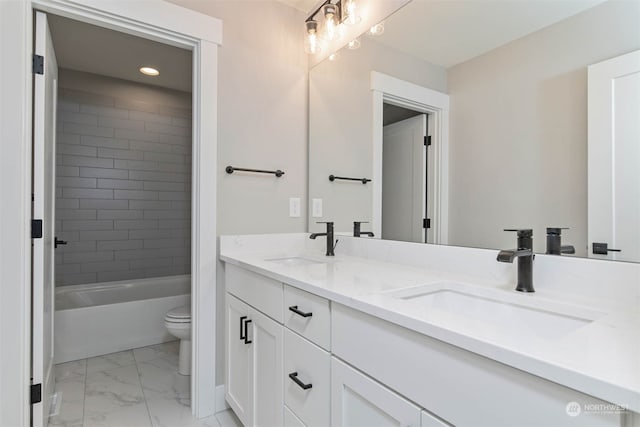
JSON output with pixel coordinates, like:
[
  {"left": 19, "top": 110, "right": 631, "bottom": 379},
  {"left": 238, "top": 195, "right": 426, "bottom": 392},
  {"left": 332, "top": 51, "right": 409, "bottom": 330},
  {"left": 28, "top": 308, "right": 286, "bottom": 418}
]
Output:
[{"left": 215, "top": 384, "right": 229, "bottom": 412}]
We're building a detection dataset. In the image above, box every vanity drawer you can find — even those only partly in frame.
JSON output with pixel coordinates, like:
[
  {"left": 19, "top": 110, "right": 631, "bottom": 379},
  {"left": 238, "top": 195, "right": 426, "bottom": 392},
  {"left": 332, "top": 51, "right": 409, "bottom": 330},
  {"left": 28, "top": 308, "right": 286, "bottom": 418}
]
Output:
[
  {"left": 284, "top": 285, "right": 330, "bottom": 350},
  {"left": 284, "top": 328, "right": 330, "bottom": 427},
  {"left": 225, "top": 264, "right": 283, "bottom": 322}
]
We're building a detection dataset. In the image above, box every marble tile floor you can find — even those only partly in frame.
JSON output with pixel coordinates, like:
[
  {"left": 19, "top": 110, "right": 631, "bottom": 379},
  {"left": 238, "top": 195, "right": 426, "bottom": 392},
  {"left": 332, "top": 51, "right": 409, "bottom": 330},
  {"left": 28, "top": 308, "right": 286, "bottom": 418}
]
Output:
[{"left": 49, "top": 341, "right": 242, "bottom": 427}]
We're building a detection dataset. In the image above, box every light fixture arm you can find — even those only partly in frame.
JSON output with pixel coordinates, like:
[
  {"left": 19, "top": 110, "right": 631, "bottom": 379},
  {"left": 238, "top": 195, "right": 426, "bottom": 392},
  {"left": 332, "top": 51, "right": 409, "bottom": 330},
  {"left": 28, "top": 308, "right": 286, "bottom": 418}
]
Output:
[{"left": 305, "top": 0, "right": 343, "bottom": 23}]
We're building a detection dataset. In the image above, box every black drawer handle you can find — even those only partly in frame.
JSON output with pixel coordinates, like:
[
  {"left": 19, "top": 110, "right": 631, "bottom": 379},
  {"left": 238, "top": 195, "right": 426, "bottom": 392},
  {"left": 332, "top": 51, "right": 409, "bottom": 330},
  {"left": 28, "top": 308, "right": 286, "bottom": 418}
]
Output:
[
  {"left": 243, "top": 319, "right": 252, "bottom": 344},
  {"left": 239, "top": 316, "right": 247, "bottom": 341},
  {"left": 288, "top": 372, "right": 312, "bottom": 390},
  {"left": 289, "top": 305, "right": 313, "bottom": 318}
]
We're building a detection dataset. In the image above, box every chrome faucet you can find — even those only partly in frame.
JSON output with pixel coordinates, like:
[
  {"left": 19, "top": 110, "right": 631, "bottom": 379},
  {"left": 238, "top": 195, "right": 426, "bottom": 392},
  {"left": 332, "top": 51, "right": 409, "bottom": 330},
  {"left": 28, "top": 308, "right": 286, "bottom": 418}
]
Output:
[
  {"left": 310, "top": 221, "right": 335, "bottom": 256},
  {"left": 545, "top": 227, "right": 575, "bottom": 255},
  {"left": 353, "top": 221, "right": 374, "bottom": 238},
  {"left": 497, "top": 229, "right": 535, "bottom": 292}
]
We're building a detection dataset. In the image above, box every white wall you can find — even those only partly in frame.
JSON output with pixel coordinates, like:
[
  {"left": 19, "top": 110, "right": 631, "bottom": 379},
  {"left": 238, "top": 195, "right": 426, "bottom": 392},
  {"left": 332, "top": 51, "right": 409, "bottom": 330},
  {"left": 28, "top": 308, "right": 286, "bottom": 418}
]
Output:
[
  {"left": 447, "top": 0, "right": 640, "bottom": 255},
  {"left": 308, "top": 37, "right": 447, "bottom": 233},
  {"left": 170, "top": 0, "right": 308, "bottom": 385}
]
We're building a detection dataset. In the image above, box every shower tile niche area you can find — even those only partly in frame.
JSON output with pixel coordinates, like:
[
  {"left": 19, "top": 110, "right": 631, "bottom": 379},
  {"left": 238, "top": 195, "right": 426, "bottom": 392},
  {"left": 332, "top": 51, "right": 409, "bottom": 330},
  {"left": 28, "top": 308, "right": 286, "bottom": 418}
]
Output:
[{"left": 55, "top": 69, "right": 192, "bottom": 286}]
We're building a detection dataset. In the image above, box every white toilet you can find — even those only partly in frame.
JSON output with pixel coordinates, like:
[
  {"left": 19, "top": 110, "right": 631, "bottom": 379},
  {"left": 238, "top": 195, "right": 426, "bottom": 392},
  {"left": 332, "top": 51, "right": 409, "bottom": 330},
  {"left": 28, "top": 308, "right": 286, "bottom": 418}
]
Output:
[{"left": 164, "top": 305, "right": 191, "bottom": 375}]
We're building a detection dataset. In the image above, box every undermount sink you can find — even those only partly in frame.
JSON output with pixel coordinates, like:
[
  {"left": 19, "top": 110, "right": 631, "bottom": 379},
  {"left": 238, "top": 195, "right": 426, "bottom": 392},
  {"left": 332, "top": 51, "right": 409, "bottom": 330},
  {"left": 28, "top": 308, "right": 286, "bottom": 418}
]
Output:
[
  {"left": 265, "top": 256, "right": 325, "bottom": 267},
  {"left": 389, "top": 282, "right": 602, "bottom": 341}
]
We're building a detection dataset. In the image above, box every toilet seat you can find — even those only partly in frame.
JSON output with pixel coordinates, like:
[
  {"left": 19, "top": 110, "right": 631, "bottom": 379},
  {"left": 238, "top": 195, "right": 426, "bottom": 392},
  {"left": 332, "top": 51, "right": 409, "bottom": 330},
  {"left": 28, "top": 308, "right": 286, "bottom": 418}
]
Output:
[{"left": 165, "top": 305, "right": 191, "bottom": 323}]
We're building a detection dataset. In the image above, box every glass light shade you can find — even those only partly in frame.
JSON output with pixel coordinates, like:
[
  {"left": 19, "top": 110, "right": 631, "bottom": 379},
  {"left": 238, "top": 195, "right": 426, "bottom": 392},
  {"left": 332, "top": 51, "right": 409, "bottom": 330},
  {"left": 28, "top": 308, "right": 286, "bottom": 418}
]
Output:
[
  {"left": 305, "top": 20, "right": 321, "bottom": 54},
  {"left": 347, "top": 38, "right": 361, "bottom": 50},
  {"left": 367, "top": 21, "right": 385, "bottom": 36},
  {"left": 342, "top": 0, "right": 361, "bottom": 25},
  {"left": 328, "top": 52, "right": 340, "bottom": 61},
  {"left": 321, "top": 4, "right": 341, "bottom": 41}
]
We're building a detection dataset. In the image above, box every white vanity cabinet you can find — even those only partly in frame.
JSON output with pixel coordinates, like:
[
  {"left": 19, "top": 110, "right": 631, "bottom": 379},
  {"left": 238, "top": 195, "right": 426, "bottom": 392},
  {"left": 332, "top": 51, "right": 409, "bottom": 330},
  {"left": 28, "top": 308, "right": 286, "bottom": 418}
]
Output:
[
  {"left": 284, "top": 328, "right": 331, "bottom": 427},
  {"left": 224, "top": 262, "right": 629, "bottom": 427},
  {"left": 331, "top": 357, "right": 425, "bottom": 427},
  {"left": 332, "top": 303, "right": 624, "bottom": 427},
  {"left": 225, "top": 266, "right": 284, "bottom": 427}
]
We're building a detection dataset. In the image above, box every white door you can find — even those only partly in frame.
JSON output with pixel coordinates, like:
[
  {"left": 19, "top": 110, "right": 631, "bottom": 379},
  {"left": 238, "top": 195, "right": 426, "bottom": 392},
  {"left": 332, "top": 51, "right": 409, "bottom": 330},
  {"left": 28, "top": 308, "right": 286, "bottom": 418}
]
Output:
[
  {"left": 32, "top": 11, "right": 58, "bottom": 427},
  {"left": 588, "top": 50, "right": 640, "bottom": 262},
  {"left": 250, "top": 307, "right": 283, "bottom": 427},
  {"left": 331, "top": 357, "right": 421, "bottom": 427},
  {"left": 382, "top": 115, "right": 427, "bottom": 243},
  {"left": 225, "top": 294, "right": 251, "bottom": 426}
]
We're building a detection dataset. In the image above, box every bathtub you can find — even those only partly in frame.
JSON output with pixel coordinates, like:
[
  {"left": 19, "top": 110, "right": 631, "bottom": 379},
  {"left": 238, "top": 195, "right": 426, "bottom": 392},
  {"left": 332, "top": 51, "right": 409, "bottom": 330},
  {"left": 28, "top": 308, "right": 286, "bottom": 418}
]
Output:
[{"left": 54, "top": 275, "right": 190, "bottom": 363}]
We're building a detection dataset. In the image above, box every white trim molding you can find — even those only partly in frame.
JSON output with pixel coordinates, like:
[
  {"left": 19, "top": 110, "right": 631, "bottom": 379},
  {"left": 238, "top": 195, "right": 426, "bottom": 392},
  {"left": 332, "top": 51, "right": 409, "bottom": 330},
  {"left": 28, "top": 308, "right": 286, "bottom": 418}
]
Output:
[
  {"left": 370, "top": 71, "right": 450, "bottom": 244},
  {"left": 0, "top": 0, "right": 221, "bottom": 423},
  {"left": 0, "top": 1, "right": 33, "bottom": 425}
]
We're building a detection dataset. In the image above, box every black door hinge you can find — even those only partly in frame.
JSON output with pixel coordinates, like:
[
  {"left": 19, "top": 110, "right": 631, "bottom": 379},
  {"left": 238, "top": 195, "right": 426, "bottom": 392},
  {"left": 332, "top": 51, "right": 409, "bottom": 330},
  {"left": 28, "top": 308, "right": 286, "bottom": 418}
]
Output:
[
  {"left": 31, "top": 219, "right": 43, "bottom": 239},
  {"left": 30, "top": 383, "right": 42, "bottom": 404},
  {"left": 423, "top": 218, "right": 431, "bottom": 229},
  {"left": 33, "top": 55, "right": 44, "bottom": 75},
  {"left": 424, "top": 136, "right": 431, "bottom": 146}
]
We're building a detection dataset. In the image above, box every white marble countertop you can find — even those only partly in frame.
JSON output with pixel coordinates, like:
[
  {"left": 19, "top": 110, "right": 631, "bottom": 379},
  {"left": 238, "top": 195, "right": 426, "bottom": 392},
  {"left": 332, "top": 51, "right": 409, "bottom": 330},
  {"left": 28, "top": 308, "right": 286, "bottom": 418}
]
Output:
[{"left": 220, "top": 242, "right": 640, "bottom": 413}]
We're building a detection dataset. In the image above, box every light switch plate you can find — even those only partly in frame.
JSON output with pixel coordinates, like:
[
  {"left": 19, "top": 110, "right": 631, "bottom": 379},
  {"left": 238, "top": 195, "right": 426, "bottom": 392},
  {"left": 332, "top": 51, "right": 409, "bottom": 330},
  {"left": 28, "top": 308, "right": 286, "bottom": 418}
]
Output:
[
  {"left": 289, "top": 197, "right": 301, "bottom": 217},
  {"left": 312, "top": 198, "right": 323, "bottom": 218}
]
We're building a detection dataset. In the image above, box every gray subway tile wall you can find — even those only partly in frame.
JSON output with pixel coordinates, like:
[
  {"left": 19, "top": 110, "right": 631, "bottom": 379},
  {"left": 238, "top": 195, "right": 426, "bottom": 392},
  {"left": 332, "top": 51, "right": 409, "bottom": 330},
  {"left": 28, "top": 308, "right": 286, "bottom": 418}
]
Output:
[{"left": 55, "top": 87, "right": 192, "bottom": 286}]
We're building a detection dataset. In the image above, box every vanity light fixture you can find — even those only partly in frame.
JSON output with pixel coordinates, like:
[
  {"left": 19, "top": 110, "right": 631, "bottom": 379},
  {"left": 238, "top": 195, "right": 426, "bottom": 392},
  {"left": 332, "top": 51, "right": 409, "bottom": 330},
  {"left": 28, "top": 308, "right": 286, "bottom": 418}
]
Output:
[
  {"left": 328, "top": 52, "right": 340, "bottom": 61},
  {"left": 367, "top": 21, "right": 385, "bottom": 36},
  {"left": 322, "top": 3, "right": 341, "bottom": 41},
  {"left": 139, "top": 66, "right": 159, "bottom": 76},
  {"left": 304, "top": 0, "right": 361, "bottom": 55},
  {"left": 305, "top": 20, "right": 321, "bottom": 54},
  {"left": 342, "top": 0, "right": 361, "bottom": 25}
]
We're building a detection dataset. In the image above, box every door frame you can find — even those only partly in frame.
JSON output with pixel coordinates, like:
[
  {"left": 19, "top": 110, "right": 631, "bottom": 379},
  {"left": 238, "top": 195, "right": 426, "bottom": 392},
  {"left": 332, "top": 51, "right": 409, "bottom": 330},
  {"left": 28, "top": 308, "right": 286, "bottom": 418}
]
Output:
[
  {"left": 371, "top": 71, "right": 450, "bottom": 244},
  {"left": 0, "top": 0, "right": 222, "bottom": 423}
]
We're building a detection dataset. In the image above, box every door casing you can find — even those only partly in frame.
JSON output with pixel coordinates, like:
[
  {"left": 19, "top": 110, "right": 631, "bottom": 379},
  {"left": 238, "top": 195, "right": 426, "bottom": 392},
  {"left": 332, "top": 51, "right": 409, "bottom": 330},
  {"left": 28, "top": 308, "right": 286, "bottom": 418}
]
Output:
[
  {"left": 371, "top": 71, "right": 450, "bottom": 244},
  {"left": 0, "top": 1, "right": 222, "bottom": 424}
]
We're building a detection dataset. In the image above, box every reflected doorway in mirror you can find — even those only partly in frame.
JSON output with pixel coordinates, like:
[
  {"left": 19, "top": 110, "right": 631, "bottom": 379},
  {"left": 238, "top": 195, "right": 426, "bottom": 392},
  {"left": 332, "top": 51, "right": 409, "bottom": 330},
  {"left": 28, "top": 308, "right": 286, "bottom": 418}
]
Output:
[{"left": 371, "top": 71, "right": 450, "bottom": 244}]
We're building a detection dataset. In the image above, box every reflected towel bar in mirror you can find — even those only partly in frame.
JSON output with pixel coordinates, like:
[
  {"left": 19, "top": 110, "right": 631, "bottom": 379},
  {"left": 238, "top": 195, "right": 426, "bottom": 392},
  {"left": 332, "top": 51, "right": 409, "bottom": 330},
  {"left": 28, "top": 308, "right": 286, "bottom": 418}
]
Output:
[
  {"left": 226, "top": 166, "right": 285, "bottom": 177},
  {"left": 329, "top": 174, "right": 371, "bottom": 184}
]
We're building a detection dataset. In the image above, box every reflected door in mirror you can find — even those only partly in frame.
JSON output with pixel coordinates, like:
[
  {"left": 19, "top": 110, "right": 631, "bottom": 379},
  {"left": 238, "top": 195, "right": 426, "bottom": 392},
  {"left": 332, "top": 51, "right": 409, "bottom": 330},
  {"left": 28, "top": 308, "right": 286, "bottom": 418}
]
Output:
[
  {"left": 382, "top": 114, "right": 427, "bottom": 243},
  {"left": 588, "top": 50, "right": 640, "bottom": 262}
]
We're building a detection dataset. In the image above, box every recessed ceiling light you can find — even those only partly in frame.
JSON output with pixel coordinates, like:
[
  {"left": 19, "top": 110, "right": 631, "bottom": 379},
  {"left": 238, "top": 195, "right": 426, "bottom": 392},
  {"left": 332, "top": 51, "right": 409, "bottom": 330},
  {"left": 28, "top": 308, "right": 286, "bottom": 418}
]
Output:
[{"left": 139, "top": 66, "right": 159, "bottom": 76}]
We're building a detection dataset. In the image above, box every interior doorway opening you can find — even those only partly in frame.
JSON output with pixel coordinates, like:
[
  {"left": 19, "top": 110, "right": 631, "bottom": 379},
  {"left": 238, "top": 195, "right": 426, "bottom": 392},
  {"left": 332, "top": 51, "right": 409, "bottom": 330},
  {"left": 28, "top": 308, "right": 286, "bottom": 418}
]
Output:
[
  {"left": 33, "top": 11, "right": 204, "bottom": 426},
  {"left": 382, "top": 103, "right": 431, "bottom": 243}
]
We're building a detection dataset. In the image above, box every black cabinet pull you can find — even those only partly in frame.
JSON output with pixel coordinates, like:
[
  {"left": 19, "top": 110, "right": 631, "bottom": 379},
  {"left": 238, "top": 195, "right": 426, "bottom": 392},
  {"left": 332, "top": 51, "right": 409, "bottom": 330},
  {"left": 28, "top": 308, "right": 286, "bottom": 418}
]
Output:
[
  {"left": 288, "top": 372, "right": 312, "bottom": 390},
  {"left": 243, "top": 319, "right": 252, "bottom": 344},
  {"left": 239, "top": 316, "right": 247, "bottom": 341},
  {"left": 289, "top": 305, "right": 313, "bottom": 318},
  {"left": 54, "top": 237, "right": 67, "bottom": 249}
]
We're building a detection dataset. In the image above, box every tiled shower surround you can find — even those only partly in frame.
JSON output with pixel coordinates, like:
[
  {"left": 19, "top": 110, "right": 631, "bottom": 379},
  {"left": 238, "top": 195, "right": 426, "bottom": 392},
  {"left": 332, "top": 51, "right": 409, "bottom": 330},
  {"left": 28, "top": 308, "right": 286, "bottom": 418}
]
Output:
[{"left": 55, "top": 77, "right": 192, "bottom": 286}]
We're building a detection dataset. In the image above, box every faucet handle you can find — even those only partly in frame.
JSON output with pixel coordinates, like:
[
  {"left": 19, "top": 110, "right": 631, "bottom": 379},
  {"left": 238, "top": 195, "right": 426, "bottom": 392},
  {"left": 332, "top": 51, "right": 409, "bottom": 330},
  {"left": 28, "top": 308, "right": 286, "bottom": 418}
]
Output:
[
  {"left": 504, "top": 229, "right": 533, "bottom": 238},
  {"left": 546, "top": 227, "right": 569, "bottom": 235}
]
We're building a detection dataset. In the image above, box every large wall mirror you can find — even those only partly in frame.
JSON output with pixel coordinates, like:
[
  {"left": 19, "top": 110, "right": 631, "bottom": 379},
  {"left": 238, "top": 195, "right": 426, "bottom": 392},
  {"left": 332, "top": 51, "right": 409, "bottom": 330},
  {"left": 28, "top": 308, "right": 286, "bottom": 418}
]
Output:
[{"left": 308, "top": 0, "right": 640, "bottom": 262}]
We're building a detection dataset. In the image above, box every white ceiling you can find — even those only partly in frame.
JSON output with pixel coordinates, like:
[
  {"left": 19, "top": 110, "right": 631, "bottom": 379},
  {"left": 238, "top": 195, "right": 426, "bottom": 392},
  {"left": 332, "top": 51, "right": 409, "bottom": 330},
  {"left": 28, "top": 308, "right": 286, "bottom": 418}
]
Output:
[
  {"left": 277, "top": 0, "right": 319, "bottom": 13},
  {"left": 375, "top": 0, "right": 606, "bottom": 68},
  {"left": 48, "top": 15, "right": 192, "bottom": 92}
]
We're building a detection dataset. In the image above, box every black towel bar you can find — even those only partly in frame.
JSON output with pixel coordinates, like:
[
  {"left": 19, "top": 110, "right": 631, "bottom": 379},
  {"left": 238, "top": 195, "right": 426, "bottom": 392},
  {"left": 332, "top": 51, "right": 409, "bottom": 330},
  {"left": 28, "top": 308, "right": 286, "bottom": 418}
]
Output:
[
  {"left": 226, "top": 166, "right": 284, "bottom": 177},
  {"left": 329, "top": 174, "right": 371, "bottom": 184}
]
